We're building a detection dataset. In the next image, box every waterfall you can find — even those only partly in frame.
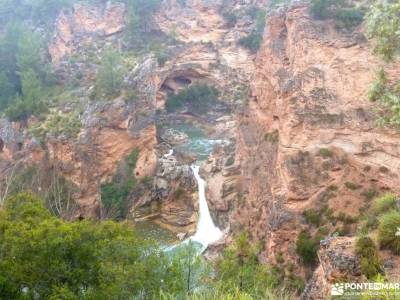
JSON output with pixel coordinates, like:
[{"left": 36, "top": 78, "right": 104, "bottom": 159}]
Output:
[
  {"left": 189, "top": 165, "right": 222, "bottom": 249},
  {"left": 163, "top": 150, "right": 223, "bottom": 253}
]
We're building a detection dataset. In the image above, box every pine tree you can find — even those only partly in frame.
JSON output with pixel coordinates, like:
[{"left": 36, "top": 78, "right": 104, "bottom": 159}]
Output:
[{"left": 94, "top": 47, "right": 124, "bottom": 99}]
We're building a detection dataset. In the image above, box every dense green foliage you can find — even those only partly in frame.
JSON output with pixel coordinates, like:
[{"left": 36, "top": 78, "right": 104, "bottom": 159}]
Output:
[
  {"left": 94, "top": 47, "right": 125, "bottom": 100},
  {"left": 368, "top": 68, "right": 400, "bottom": 126},
  {"left": 238, "top": 7, "right": 266, "bottom": 52},
  {"left": 0, "top": 23, "right": 52, "bottom": 121},
  {"left": 0, "top": 192, "right": 177, "bottom": 299},
  {"left": 215, "top": 232, "right": 286, "bottom": 297},
  {"left": 310, "top": 0, "right": 364, "bottom": 30},
  {"left": 303, "top": 209, "right": 322, "bottom": 227},
  {"left": 238, "top": 32, "right": 263, "bottom": 53},
  {"left": 0, "top": 195, "right": 294, "bottom": 299},
  {"left": 366, "top": 1, "right": 400, "bottom": 127},
  {"left": 166, "top": 84, "right": 220, "bottom": 113},
  {"left": 378, "top": 210, "right": 400, "bottom": 255},
  {"left": 101, "top": 148, "right": 139, "bottom": 219},
  {"left": 355, "top": 235, "right": 382, "bottom": 279},
  {"left": 295, "top": 231, "right": 321, "bottom": 266},
  {"left": 30, "top": 112, "right": 82, "bottom": 140},
  {"left": 367, "top": 1, "right": 400, "bottom": 62}
]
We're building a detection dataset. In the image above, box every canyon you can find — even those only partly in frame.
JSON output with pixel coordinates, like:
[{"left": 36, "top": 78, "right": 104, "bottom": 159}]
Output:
[{"left": 0, "top": 0, "right": 400, "bottom": 299}]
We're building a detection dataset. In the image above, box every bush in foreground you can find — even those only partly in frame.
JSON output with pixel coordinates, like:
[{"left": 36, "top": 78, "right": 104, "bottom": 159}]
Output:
[
  {"left": 378, "top": 210, "right": 400, "bottom": 254},
  {"left": 296, "top": 231, "right": 321, "bottom": 266},
  {"left": 355, "top": 235, "right": 382, "bottom": 279},
  {"left": 0, "top": 192, "right": 175, "bottom": 299}
]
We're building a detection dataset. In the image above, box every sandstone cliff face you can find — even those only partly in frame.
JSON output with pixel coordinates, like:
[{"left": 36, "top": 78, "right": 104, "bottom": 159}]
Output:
[
  {"left": 49, "top": 2, "right": 126, "bottom": 63},
  {"left": 232, "top": 0, "right": 400, "bottom": 283}
]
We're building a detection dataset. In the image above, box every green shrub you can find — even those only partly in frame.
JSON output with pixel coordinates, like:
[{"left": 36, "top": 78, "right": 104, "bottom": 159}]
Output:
[
  {"left": 344, "top": 182, "right": 361, "bottom": 190},
  {"left": 238, "top": 32, "right": 263, "bottom": 52},
  {"left": 94, "top": 47, "right": 124, "bottom": 100},
  {"left": 362, "top": 188, "right": 379, "bottom": 201},
  {"left": 0, "top": 192, "right": 178, "bottom": 300},
  {"left": 364, "top": 165, "right": 372, "bottom": 172},
  {"left": 310, "top": 0, "right": 364, "bottom": 30},
  {"left": 364, "top": 215, "right": 379, "bottom": 231},
  {"left": 355, "top": 235, "right": 382, "bottom": 279},
  {"left": 318, "top": 148, "right": 333, "bottom": 158},
  {"left": 225, "top": 156, "right": 235, "bottom": 167},
  {"left": 335, "top": 7, "right": 364, "bottom": 30},
  {"left": 264, "top": 130, "right": 279, "bottom": 144},
  {"left": 310, "top": 0, "right": 335, "bottom": 19},
  {"left": 367, "top": 1, "right": 400, "bottom": 61},
  {"left": 30, "top": 112, "right": 82, "bottom": 140},
  {"left": 379, "top": 166, "right": 389, "bottom": 173},
  {"left": 295, "top": 231, "right": 321, "bottom": 266},
  {"left": 101, "top": 148, "right": 140, "bottom": 219},
  {"left": 216, "top": 232, "right": 280, "bottom": 295},
  {"left": 124, "top": 0, "right": 162, "bottom": 44},
  {"left": 222, "top": 11, "right": 237, "bottom": 27},
  {"left": 367, "top": 1, "right": 400, "bottom": 127},
  {"left": 328, "top": 185, "right": 338, "bottom": 191},
  {"left": 303, "top": 209, "right": 322, "bottom": 227},
  {"left": 378, "top": 211, "right": 400, "bottom": 254},
  {"left": 286, "top": 275, "right": 305, "bottom": 294},
  {"left": 374, "top": 193, "right": 398, "bottom": 215},
  {"left": 337, "top": 212, "right": 358, "bottom": 224},
  {"left": 336, "top": 224, "right": 351, "bottom": 236},
  {"left": 141, "top": 176, "right": 153, "bottom": 188},
  {"left": 238, "top": 7, "right": 266, "bottom": 52},
  {"left": 166, "top": 84, "right": 219, "bottom": 113}
]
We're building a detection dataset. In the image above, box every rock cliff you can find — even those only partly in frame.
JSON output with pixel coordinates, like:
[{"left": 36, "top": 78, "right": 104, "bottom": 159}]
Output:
[
  {"left": 228, "top": 1, "right": 400, "bottom": 297},
  {"left": 1, "top": 0, "right": 400, "bottom": 297}
]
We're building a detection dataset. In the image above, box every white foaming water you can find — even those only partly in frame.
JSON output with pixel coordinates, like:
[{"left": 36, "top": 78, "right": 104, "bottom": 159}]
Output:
[{"left": 189, "top": 165, "right": 222, "bottom": 249}]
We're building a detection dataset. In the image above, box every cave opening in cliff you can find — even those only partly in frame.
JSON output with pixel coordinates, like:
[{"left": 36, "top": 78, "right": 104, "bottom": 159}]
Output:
[
  {"left": 160, "top": 76, "right": 193, "bottom": 94},
  {"left": 174, "top": 76, "right": 192, "bottom": 86}
]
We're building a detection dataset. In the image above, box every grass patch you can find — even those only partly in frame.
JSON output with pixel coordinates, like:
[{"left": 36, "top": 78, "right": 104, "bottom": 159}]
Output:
[{"left": 303, "top": 209, "right": 323, "bottom": 227}]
